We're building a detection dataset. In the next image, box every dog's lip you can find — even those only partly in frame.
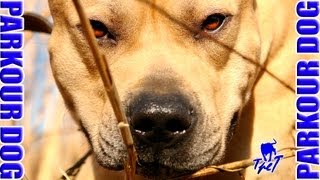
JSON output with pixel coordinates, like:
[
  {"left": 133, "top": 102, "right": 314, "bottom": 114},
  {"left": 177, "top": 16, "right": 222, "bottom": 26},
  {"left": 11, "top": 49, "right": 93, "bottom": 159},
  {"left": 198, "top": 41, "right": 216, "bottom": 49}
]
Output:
[
  {"left": 136, "top": 161, "right": 194, "bottom": 178},
  {"left": 132, "top": 128, "right": 188, "bottom": 147},
  {"left": 134, "top": 129, "right": 187, "bottom": 136},
  {"left": 134, "top": 144, "right": 221, "bottom": 178}
]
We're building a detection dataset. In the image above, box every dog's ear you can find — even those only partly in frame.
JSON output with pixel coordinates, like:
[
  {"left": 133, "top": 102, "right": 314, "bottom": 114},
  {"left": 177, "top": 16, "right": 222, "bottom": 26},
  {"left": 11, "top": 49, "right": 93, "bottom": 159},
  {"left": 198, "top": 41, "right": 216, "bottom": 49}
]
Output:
[{"left": 23, "top": 12, "right": 52, "bottom": 34}]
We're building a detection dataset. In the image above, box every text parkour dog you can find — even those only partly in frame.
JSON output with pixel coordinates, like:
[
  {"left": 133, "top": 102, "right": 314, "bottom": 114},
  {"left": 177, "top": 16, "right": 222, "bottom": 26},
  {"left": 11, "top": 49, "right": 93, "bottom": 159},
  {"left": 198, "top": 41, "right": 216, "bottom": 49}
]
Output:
[
  {"left": 295, "top": 1, "right": 320, "bottom": 179},
  {"left": 0, "top": 0, "right": 25, "bottom": 179}
]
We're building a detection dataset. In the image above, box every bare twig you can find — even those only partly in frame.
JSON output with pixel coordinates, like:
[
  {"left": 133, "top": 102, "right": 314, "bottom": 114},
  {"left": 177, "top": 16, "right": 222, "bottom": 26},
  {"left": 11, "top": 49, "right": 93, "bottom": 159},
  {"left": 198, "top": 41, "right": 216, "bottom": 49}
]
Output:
[
  {"left": 70, "top": 0, "right": 137, "bottom": 179},
  {"left": 184, "top": 148, "right": 296, "bottom": 179},
  {"left": 58, "top": 147, "right": 295, "bottom": 180},
  {"left": 59, "top": 168, "right": 71, "bottom": 180},
  {"left": 60, "top": 150, "right": 92, "bottom": 180}
]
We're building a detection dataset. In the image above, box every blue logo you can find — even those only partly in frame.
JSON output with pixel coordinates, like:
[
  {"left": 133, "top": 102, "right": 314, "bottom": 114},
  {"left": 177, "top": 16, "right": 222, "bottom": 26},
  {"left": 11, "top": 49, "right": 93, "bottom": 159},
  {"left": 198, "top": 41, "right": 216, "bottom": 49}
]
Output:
[{"left": 253, "top": 139, "right": 284, "bottom": 174}]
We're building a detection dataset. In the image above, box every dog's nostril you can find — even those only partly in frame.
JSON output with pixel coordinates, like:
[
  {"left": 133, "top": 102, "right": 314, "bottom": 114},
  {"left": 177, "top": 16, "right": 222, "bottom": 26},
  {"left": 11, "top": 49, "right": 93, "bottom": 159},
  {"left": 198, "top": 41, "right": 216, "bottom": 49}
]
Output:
[
  {"left": 132, "top": 116, "right": 154, "bottom": 132},
  {"left": 165, "top": 117, "right": 191, "bottom": 132},
  {"left": 133, "top": 115, "right": 191, "bottom": 133}
]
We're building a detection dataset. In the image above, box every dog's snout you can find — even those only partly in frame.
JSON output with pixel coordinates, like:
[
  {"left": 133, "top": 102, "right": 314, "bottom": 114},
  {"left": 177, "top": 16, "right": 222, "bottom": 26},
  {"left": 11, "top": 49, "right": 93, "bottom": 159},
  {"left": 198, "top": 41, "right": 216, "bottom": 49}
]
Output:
[{"left": 128, "top": 93, "right": 195, "bottom": 146}]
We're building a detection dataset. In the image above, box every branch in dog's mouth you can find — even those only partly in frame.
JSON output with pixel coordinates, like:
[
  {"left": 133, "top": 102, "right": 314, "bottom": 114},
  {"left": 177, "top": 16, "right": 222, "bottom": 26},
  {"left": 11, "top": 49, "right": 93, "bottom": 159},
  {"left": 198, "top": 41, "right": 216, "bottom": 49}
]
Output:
[{"left": 71, "top": 0, "right": 137, "bottom": 179}]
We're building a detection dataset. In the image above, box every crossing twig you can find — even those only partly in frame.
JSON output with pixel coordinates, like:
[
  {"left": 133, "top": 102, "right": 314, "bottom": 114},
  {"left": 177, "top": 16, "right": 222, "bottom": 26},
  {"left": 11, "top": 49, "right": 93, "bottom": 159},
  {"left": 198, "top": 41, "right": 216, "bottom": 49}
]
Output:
[{"left": 70, "top": 1, "right": 137, "bottom": 179}]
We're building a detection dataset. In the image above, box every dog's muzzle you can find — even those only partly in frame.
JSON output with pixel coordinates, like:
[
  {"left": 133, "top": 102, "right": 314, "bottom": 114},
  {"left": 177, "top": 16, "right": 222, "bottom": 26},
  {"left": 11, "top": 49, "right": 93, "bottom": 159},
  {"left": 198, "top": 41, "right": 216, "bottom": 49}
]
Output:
[{"left": 127, "top": 93, "right": 196, "bottom": 148}]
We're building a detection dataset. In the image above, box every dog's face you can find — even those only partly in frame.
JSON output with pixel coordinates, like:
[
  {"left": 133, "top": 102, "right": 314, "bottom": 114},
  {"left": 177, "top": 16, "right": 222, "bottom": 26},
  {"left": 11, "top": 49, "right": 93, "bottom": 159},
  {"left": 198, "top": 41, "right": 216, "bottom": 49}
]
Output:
[{"left": 48, "top": 0, "right": 261, "bottom": 177}]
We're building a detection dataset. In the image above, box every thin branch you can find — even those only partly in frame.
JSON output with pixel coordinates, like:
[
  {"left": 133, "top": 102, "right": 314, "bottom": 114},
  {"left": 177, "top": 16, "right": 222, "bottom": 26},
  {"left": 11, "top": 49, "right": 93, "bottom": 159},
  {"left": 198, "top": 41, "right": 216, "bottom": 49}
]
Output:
[
  {"left": 70, "top": 1, "right": 137, "bottom": 179},
  {"left": 59, "top": 148, "right": 295, "bottom": 180},
  {"left": 183, "top": 148, "right": 296, "bottom": 179},
  {"left": 59, "top": 168, "right": 71, "bottom": 180},
  {"left": 60, "top": 150, "right": 92, "bottom": 180}
]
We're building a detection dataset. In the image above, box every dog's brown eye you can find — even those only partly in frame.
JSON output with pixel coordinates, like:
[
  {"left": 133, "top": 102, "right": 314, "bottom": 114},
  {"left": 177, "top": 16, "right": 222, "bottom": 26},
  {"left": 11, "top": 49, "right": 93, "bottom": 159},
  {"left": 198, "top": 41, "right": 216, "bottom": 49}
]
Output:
[
  {"left": 90, "top": 20, "right": 109, "bottom": 38},
  {"left": 202, "top": 14, "right": 226, "bottom": 32}
]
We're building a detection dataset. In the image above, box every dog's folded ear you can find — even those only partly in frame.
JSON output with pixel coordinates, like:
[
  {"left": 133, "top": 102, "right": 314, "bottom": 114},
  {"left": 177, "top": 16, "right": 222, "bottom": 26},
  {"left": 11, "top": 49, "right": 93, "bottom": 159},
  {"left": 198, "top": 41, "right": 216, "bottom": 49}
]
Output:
[{"left": 23, "top": 12, "right": 52, "bottom": 34}]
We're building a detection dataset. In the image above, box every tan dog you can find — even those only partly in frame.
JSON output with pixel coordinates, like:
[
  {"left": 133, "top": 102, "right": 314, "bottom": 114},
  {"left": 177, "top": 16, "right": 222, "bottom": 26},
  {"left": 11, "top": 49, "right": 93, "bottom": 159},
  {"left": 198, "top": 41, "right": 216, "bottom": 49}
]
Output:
[{"left": 28, "top": 0, "right": 313, "bottom": 179}]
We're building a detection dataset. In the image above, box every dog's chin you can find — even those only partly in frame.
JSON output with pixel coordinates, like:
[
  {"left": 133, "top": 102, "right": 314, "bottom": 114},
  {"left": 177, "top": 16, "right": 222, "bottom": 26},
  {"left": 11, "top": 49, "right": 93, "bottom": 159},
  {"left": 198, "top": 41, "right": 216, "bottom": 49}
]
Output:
[
  {"left": 95, "top": 150, "right": 213, "bottom": 178},
  {"left": 94, "top": 135, "right": 226, "bottom": 178},
  {"left": 136, "top": 162, "right": 195, "bottom": 179},
  {"left": 97, "top": 161, "right": 198, "bottom": 179},
  {"left": 96, "top": 153, "right": 220, "bottom": 179}
]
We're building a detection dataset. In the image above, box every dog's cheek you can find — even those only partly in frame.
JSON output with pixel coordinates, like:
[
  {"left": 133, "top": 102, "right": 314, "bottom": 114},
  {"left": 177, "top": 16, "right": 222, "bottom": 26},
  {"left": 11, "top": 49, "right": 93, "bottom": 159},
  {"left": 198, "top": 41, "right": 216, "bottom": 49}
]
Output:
[
  {"left": 50, "top": 25, "right": 118, "bottom": 153},
  {"left": 72, "top": 87, "right": 127, "bottom": 167}
]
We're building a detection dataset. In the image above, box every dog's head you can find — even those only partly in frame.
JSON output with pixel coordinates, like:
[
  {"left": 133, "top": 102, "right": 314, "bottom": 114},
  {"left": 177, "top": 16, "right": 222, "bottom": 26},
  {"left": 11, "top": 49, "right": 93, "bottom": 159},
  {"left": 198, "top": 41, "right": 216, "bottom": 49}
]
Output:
[{"left": 48, "top": 0, "right": 261, "bottom": 177}]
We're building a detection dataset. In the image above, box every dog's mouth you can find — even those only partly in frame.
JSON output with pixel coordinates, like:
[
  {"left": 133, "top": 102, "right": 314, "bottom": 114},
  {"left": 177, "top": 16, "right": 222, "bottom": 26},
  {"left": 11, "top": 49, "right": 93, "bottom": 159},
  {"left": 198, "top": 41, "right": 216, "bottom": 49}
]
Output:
[
  {"left": 131, "top": 144, "right": 194, "bottom": 178},
  {"left": 93, "top": 106, "right": 240, "bottom": 178},
  {"left": 228, "top": 110, "right": 240, "bottom": 139},
  {"left": 136, "top": 161, "right": 194, "bottom": 179}
]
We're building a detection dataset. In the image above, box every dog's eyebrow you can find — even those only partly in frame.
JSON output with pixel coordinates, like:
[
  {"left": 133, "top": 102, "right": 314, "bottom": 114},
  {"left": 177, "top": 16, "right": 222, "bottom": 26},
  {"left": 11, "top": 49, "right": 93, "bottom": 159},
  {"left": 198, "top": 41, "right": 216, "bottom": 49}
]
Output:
[
  {"left": 182, "top": 2, "right": 238, "bottom": 22},
  {"left": 68, "top": 1, "right": 127, "bottom": 28},
  {"left": 182, "top": 4, "right": 196, "bottom": 22}
]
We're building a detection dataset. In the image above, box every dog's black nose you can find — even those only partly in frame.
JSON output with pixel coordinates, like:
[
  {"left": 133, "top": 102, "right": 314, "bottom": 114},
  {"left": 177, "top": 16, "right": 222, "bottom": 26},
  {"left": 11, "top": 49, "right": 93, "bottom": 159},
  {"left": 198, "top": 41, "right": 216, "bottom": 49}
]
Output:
[{"left": 128, "top": 93, "right": 195, "bottom": 146}]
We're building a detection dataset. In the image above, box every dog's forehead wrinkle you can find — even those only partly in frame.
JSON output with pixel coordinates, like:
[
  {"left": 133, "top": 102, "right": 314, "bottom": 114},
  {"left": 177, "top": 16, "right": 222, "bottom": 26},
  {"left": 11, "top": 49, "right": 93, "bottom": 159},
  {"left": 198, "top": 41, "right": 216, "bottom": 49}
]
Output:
[{"left": 67, "top": 1, "right": 130, "bottom": 26}]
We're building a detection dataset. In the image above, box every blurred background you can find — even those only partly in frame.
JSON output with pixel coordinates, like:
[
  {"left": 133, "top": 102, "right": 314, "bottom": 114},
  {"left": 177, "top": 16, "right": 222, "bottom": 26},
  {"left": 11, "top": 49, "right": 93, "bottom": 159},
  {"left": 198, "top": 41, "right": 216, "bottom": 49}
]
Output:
[{"left": 14, "top": 1, "right": 91, "bottom": 179}]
